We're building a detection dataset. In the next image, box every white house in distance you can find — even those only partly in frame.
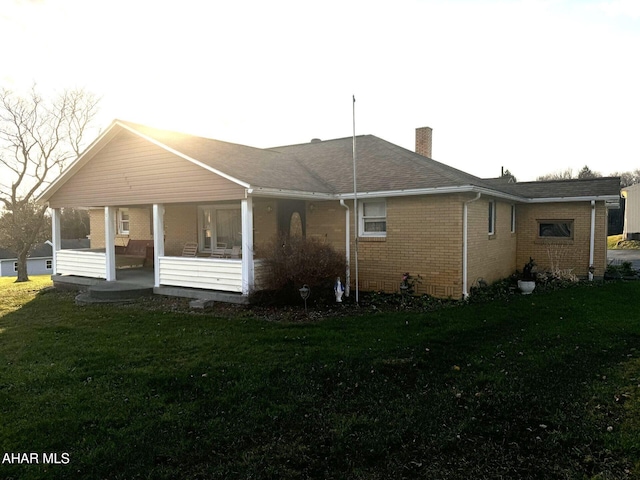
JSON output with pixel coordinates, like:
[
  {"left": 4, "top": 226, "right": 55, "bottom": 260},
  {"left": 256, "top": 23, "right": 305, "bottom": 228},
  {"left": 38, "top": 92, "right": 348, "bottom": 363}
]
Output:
[
  {"left": 0, "top": 239, "right": 89, "bottom": 278},
  {"left": 621, "top": 184, "right": 640, "bottom": 240}
]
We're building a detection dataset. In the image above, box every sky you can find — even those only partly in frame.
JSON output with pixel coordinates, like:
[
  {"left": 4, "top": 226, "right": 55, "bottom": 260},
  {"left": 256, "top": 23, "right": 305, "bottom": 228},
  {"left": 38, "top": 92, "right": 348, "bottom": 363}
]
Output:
[{"left": 1, "top": 0, "right": 639, "bottom": 182}]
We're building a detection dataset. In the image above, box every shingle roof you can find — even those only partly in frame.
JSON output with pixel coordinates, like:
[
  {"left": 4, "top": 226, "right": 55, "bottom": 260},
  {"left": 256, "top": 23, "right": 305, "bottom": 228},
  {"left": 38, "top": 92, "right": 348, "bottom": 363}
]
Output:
[
  {"left": 121, "top": 122, "right": 502, "bottom": 194},
  {"left": 119, "top": 121, "right": 335, "bottom": 193},
  {"left": 269, "top": 135, "right": 499, "bottom": 194},
  {"left": 485, "top": 177, "right": 621, "bottom": 199},
  {"left": 57, "top": 120, "right": 621, "bottom": 202}
]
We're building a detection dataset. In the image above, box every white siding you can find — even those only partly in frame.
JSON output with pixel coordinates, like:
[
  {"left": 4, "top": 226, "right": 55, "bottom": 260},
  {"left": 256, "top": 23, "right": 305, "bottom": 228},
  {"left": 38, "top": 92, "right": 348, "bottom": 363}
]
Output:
[
  {"left": 158, "top": 257, "right": 243, "bottom": 292},
  {"left": 623, "top": 184, "right": 640, "bottom": 238},
  {"left": 56, "top": 250, "right": 107, "bottom": 278}
]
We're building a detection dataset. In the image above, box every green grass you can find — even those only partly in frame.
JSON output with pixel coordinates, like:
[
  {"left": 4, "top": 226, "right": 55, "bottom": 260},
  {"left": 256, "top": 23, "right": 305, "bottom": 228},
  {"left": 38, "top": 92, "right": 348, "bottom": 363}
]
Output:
[
  {"left": 609, "top": 234, "right": 640, "bottom": 250},
  {"left": 1, "top": 277, "right": 640, "bottom": 479}
]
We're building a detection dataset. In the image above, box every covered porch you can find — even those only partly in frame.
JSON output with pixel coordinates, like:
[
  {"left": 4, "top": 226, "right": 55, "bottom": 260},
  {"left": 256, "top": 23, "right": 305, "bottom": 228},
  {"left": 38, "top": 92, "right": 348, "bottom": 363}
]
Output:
[{"left": 50, "top": 199, "right": 260, "bottom": 300}]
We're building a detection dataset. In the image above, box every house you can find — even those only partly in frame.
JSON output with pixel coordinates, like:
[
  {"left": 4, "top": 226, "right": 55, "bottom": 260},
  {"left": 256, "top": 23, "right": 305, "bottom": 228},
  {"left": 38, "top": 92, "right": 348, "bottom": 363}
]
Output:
[
  {"left": 0, "top": 239, "right": 89, "bottom": 277},
  {"left": 621, "top": 184, "right": 640, "bottom": 240},
  {"left": 36, "top": 120, "right": 620, "bottom": 302}
]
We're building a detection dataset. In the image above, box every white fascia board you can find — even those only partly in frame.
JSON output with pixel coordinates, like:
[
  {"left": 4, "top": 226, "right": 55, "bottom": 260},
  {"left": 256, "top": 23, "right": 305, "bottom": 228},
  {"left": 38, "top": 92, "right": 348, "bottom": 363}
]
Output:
[
  {"left": 526, "top": 195, "right": 621, "bottom": 204},
  {"left": 338, "top": 187, "right": 619, "bottom": 205},
  {"left": 338, "top": 185, "right": 525, "bottom": 203},
  {"left": 117, "top": 121, "right": 250, "bottom": 189},
  {"left": 251, "top": 188, "right": 335, "bottom": 200}
]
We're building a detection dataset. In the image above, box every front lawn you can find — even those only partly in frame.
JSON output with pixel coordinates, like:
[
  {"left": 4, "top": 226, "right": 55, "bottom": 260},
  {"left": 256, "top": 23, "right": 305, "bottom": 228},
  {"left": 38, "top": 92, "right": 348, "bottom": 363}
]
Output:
[{"left": 1, "top": 277, "right": 639, "bottom": 479}]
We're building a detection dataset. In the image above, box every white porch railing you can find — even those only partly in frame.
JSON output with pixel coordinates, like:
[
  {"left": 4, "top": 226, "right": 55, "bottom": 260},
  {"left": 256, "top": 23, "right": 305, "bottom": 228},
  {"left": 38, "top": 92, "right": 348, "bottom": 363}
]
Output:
[
  {"left": 56, "top": 250, "right": 107, "bottom": 279},
  {"left": 158, "top": 256, "right": 243, "bottom": 292}
]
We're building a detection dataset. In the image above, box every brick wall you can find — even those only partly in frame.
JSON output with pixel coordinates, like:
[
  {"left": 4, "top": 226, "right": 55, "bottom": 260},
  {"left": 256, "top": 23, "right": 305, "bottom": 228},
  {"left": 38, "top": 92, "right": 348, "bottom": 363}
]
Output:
[
  {"left": 306, "top": 195, "right": 466, "bottom": 298},
  {"left": 516, "top": 201, "right": 608, "bottom": 278},
  {"left": 88, "top": 207, "right": 151, "bottom": 249},
  {"left": 253, "top": 198, "right": 278, "bottom": 254},
  {"left": 88, "top": 209, "right": 104, "bottom": 248},
  {"left": 164, "top": 204, "right": 198, "bottom": 256},
  {"left": 467, "top": 198, "right": 517, "bottom": 288},
  {"left": 306, "top": 201, "right": 347, "bottom": 253}
]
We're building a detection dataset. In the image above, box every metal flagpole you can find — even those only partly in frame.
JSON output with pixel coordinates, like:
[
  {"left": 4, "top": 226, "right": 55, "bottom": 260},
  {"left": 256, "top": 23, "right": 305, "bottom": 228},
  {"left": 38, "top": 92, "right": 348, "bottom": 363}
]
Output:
[{"left": 352, "top": 95, "right": 359, "bottom": 304}]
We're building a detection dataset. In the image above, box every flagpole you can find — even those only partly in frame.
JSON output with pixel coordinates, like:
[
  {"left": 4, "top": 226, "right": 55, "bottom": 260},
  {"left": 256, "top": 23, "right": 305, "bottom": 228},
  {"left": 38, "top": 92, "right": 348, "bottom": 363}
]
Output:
[{"left": 352, "top": 95, "right": 359, "bottom": 304}]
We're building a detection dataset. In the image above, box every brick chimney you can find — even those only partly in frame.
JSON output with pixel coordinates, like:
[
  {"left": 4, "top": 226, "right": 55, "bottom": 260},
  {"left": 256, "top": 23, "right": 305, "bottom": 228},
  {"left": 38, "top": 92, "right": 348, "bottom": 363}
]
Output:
[{"left": 415, "top": 126, "right": 433, "bottom": 158}]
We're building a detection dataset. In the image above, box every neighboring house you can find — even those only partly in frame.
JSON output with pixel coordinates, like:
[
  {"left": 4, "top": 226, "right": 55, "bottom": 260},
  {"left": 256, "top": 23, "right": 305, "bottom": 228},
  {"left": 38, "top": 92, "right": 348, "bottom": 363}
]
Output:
[
  {"left": 621, "top": 183, "right": 640, "bottom": 240},
  {"left": 0, "top": 239, "right": 89, "bottom": 277},
  {"left": 36, "top": 120, "right": 620, "bottom": 301}
]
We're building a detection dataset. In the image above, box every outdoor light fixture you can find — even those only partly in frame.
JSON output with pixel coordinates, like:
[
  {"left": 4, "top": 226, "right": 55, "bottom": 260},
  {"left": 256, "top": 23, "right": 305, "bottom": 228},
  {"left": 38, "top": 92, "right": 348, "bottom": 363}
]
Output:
[
  {"left": 266, "top": 205, "right": 273, "bottom": 213},
  {"left": 299, "top": 284, "right": 310, "bottom": 312},
  {"left": 309, "top": 204, "right": 315, "bottom": 212}
]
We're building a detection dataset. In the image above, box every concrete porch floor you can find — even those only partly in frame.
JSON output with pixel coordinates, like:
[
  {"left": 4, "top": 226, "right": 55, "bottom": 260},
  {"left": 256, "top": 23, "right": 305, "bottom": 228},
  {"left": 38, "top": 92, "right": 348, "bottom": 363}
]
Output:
[{"left": 53, "top": 267, "right": 249, "bottom": 305}]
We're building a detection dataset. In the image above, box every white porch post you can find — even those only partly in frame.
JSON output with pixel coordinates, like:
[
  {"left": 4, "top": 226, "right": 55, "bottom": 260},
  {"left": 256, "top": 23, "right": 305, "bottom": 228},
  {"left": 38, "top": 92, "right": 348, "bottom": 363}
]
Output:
[
  {"left": 51, "top": 207, "right": 61, "bottom": 275},
  {"left": 153, "top": 204, "right": 165, "bottom": 288},
  {"left": 241, "top": 196, "right": 254, "bottom": 295},
  {"left": 104, "top": 206, "right": 117, "bottom": 281}
]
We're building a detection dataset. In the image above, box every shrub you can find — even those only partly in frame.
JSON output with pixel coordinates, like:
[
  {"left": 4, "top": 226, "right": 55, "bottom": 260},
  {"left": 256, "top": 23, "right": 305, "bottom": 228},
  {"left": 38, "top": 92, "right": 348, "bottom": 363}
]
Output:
[
  {"left": 605, "top": 261, "right": 638, "bottom": 279},
  {"left": 253, "top": 234, "right": 347, "bottom": 305}
]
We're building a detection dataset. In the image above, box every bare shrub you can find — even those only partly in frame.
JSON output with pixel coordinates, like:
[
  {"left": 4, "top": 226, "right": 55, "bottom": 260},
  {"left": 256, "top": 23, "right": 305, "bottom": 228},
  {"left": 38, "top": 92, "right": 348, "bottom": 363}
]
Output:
[{"left": 254, "top": 234, "right": 347, "bottom": 305}]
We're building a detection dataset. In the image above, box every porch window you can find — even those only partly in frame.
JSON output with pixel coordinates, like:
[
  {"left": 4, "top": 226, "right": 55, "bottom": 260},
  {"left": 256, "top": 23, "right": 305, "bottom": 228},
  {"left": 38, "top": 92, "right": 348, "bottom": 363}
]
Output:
[
  {"left": 359, "top": 199, "right": 387, "bottom": 237},
  {"left": 117, "top": 208, "right": 130, "bottom": 235},
  {"left": 198, "top": 206, "right": 242, "bottom": 252},
  {"left": 538, "top": 220, "right": 573, "bottom": 238}
]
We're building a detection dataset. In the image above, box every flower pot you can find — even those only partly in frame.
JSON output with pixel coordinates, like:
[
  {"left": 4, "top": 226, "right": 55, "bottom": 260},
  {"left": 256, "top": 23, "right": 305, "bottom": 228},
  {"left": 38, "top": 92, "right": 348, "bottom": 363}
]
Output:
[{"left": 517, "top": 280, "right": 536, "bottom": 295}]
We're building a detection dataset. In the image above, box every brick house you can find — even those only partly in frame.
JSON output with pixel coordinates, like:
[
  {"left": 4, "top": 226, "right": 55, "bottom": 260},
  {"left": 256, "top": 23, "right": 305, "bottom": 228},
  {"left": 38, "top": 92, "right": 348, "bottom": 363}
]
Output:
[{"left": 37, "top": 120, "right": 620, "bottom": 302}]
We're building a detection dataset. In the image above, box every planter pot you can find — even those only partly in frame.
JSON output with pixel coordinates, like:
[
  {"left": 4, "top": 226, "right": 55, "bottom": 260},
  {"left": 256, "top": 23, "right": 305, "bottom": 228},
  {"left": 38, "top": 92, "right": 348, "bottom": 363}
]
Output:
[{"left": 517, "top": 280, "right": 536, "bottom": 295}]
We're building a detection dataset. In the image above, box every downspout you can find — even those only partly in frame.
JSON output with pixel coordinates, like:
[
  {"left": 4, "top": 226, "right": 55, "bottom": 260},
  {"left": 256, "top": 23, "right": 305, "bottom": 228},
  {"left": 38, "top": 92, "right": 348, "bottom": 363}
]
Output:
[
  {"left": 589, "top": 200, "right": 595, "bottom": 281},
  {"left": 340, "top": 199, "right": 351, "bottom": 297},
  {"left": 463, "top": 192, "right": 482, "bottom": 298}
]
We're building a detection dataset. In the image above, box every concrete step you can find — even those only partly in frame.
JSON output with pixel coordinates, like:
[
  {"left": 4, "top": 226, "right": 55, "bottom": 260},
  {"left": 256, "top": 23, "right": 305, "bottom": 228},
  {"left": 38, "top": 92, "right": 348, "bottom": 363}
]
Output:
[
  {"left": 86, "top": 282, "right": 154, "bottom": 300},
  {"left": 75, "top": 292, "right": 138, "bottom": 306}
]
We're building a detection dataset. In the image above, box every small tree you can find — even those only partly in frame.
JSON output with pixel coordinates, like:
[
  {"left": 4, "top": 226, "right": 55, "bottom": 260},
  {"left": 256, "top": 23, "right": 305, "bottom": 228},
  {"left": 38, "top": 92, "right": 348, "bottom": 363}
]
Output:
[
  {"left": 536, "top": 168, "right": 574, "bottom": 181},
  {"left": 0, "top": 86, "right": 99, "bottom": 281},
  {"left": 577, "top": 165, "right": 601, "bottom": 179}
]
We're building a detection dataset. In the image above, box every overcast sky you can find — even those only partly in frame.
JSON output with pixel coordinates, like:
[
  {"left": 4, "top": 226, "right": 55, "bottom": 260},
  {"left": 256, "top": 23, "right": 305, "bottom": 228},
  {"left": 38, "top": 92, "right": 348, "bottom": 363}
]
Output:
[{"left": 2, "top": 0, "right": 639, "bottom": 181}]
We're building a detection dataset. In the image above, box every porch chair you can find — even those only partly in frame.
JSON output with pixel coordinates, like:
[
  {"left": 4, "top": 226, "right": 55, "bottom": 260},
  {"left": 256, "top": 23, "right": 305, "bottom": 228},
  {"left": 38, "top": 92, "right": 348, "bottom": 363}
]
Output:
[
  {"left": 211, "top": 242, "right": 227, "bottom": 258},
  {"left": 181, "top": 242, "right": 198, "bottom": 257}
]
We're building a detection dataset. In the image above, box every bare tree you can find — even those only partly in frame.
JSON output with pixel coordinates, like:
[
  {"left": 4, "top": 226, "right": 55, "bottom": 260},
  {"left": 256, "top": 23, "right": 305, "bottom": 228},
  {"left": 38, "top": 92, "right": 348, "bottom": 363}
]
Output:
[
  {"left": 611, "top": 169, "right": 640, "bottom": 188},
  {"left": 536, "top": 167, "right": 574, "bottom": 181},
  {"left": 0, "top": 86, "right": 99, "bottom": 282}
]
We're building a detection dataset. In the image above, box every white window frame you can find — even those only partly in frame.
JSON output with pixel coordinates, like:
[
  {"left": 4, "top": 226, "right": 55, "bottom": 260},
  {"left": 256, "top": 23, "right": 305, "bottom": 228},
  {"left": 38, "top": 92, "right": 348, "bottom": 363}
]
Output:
[
  {"left": 510, "top": 204, "right": 516, "bottom": 233},
  {"left": 46, "top": 259, "right": 52, "bottom": 270},
  {"left": 13, "top": 262, "right": 18, "bottom": 272},
  {"left": 488, "top": 201, "right": 496, "bottom": 235},
  {"left": 198, "top": 205, "right": 242, "bottom": 253},
  {"left": 117, "top": 208, "right": 130, "bottom": 235},
  {"left": 359, "top": 199, "right": 387, "bottom": 238}
]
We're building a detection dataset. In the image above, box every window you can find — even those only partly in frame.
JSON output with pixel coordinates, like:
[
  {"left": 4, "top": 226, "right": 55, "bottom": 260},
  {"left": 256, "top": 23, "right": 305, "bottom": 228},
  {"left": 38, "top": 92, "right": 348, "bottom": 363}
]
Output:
[
  {"left": 510, "top": 205, "right": 516, "bottom": 233},
  {"left": 117, "top": 208, "right": 130, "bottom": 235},
  {"left": 198, "top": 205, "right": 242, "bottom": 252},
  {"left": 538, "top": 220, "right": 573, "bottom": 238},
  {"left": 13, "top": 262, "right": 18, "bottom": 272},
  {"left": 46, "top": 260, "right": 52, "bottom": 270},
  {"left": 488, "top": 201, "right": 496, "bottom": 235},
  {"left": 359, "top": 200, "right": 387, "bottom": 237}
]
